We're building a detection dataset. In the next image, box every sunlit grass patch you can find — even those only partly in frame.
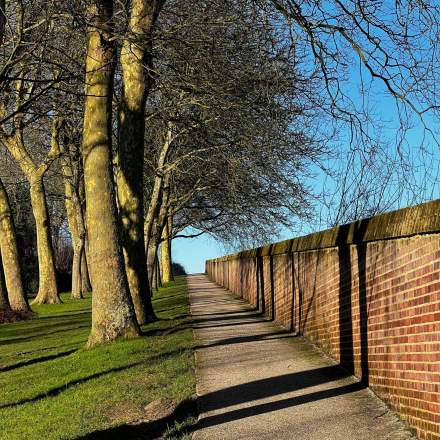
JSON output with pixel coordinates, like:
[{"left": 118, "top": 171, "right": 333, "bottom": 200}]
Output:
[{"left": 0, "top": 276, "right": 195, "bottom": 440}]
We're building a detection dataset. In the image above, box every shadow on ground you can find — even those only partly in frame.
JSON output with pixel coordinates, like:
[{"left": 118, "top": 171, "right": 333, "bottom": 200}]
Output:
[
  {"left": 77, "top": 399, "right": 198, "bottom": 440},
  {"left": 194, "top": 382, "right": 365, "bottom": 430},
  {"left": 75, "top": 364, "right": 364, "bottom": 439}
]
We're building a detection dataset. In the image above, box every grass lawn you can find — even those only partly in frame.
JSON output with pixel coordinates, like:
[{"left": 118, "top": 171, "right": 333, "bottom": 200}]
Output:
[{"left": 0, "top": 276, "right": 196, "bottom": 440}]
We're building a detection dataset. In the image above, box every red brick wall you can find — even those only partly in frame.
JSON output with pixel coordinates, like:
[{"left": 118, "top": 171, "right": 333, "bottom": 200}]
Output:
[{"left": 206, "top": 202, "right": 440, "bottom": 440}]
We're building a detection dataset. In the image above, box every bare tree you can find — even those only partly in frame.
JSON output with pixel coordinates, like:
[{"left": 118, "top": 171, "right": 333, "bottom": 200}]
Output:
[
  {"left": 259, "top": 0, "right": 440, "bottom": 224},
  {"left": 115, "top": 0, "right": 164, "bottom": 324},
  {"left": 81, "top": 0, "right": 139, "bottom": 347},
  {"left": 143, "top": 0, "right": 326, "bottom": 250},
  {"left": 0, "top": 178, "right": 29, "bottom": 311}
]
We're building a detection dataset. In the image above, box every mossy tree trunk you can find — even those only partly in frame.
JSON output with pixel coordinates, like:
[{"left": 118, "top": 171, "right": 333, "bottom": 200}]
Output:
[
  {"left": 144, "top": 125, "right": 173, "bottom": 261},
  {"left": 60, "top": 137, "right": 91, "bottom": 299},
  {"left": 79, "top": 178, "right": 92, "bottom": 293},
  {"left": 168, "top": 214, "right": 174, "bottom": 281},
  {"left": 0, "top": 179, "right": 29, "bottom": 312},
  {"left": 0, "top": 121, "right": 61, "bottom": 305},
  {"left": 147, "top": 220, "right": 158, "bottom": 289},
  {"left": 65, "top": 185, "right": 83, "bottom": 300},
  {"left": 67, "top": 191, "right": 88, "bottom": 300},
  {"left": 154, "top": 252, "right": 161, "bottom": 290},
  {"left": 147, "top": 173, "right": 170, "bottom": 290},
  {"left": 30, "top": 174, "right": 60, "bottom": 304},
  {"left": 0, "top": 254, "right": 10, "bottom": 311},
  {"left": 160, "top": 214, "right": 174, "bottom": 283},
  {"left": 116, "top": 0, "right": 163, "bottom": 324},
  {"left": 82, "top": 0, "right": 139, "bottom": 348}
]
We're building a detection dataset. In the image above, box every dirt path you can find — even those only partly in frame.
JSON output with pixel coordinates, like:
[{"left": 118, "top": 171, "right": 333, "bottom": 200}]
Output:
[{"left": 189, "top": 274, "right": 414, "bottom": 440}]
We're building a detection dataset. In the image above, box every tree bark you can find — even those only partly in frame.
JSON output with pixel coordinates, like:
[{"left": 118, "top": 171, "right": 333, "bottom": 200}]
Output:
[
  {"left": 147, "top": 173, "right": 170, "bottom": 290},
  {"left": 0, "top": 179, "right": 29, "bottom": 311},
  {"left": 81, "top": 245, "right": 92, "bottom": 292},
  {"left": 82, "top": 0, "right": 139, "bottom": 348},
  {"left": 168, "top": 214, "right": 174, "bottom": 281},
  {"left": 0, "top": 0, "right": 5, "bottom": 46},
  {"left": 0, "top": 126, "right": 61, "bottom": 305},
  {"left": 116, "top": 0, "right": 163, "bottom": 324},
  {"left": 30, "top": 175, "right": 60, "bottom": 304},
  {"left": 71, "top": 238, "right": 84, "bottom": 299},
  {"left": 60, "top": 140, "right": 91, "bottom": 299},
  {"left": 160, "top": 215, "right": 173, "bottom": 283},
  {"left": 79, "top": 176, "right": 92, "bottom": 292},
  {"left": 147, "top": 220, "right": 158, "bottom": 288},
  {"left": 63, "top": 162, "right": 82, "bottom": 300},
  {"left": 144, "top": 126, "right": 173, "bottom": 258},
  {"left": 0, "top": 254, "right": 10, "bottom": 311},
  {"left": 154, "top": 252, "right": 161, "bottom": 290}
]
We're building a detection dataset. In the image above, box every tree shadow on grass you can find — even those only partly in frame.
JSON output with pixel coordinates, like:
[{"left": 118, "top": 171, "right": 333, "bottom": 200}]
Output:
[
  {"left": 79, "top": 365, "right": 364, "bottom": 438},
  {"left": 0, "top": 349, "right": 188, "bottom": 409},
  {"left": 76, "top": 399, "right": 198, "bottom": 440},
  {"left": 159, "top": 314, "right": 189, "bottom": 321},
  {"left": 0, "top": 348, "right": 78, "bottom": 372},
  {"left": 0, "top": 324, "right": 90, "bottom": 346}
]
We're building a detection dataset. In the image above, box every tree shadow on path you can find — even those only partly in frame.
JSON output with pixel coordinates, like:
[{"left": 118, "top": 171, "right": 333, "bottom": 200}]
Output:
[{"left": 195, "top": 380, "right": 364, "bottom": 431}]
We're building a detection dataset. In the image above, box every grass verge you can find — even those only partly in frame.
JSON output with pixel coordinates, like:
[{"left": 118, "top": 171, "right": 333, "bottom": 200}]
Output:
[{"left": 0, "top": 276, "right": 196, "bottom": 440}]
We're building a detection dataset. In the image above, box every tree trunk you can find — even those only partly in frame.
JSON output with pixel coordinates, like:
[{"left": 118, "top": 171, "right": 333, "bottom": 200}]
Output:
[
  {"left": 0, "top": 254, "right": 10, "bottom": 311},
  {"left": 147, "top": 237, "right": 156, "bottom": 291},
  {"left": 147, "top": 173, "right": 170, "bottom": 291},
  {"left": 152, "top": 250, "right": 160, "bottom": 291},
  {"left": 71, "top": 237, "right": 84, "bottom": 299},
  {"left": 0, "top": 179, "right": 29, "bottom": 311},
  {"left": 116, "top": 0, "right": 161, "bottom": 324},
  {"left": 82, "top": 0, "right": 139, "bottom": 348},
  {"left": 81, "top": 246, "right": 92, "bottom": 292},
  {"left": 144, "top": 126, "right": 173, "bottom": 258},
  {"left": 168, "top": 215, "right": 174, "bottom": 281},
  {"left": 79, "top": 173, "right": 92, "bottom": 293},
  {"left": 30, "top": 176, "right": 60, "bottom": 305},
  {"left": 156, "top": 252, "right": 162, "bottom": 288},
  {"left": 61, "top": 143, "right": 91, "bottom": 299},
  {"left": 64, "top": 171, "right": 83, "bottom": 299},
  {"left": 160, "top": 215, "right": 173, "bottom": 283},
  {"left": 0, "top": 119, "right": 61, "bottom": 305},
  {"left": 68, "top": 199, "right": 91, "bottom": 299}
]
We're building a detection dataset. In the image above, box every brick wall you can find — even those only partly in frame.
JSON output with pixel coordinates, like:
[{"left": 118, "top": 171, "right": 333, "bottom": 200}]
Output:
[{"left": 206, "top": 200, "right": 440, "bottom": 440}]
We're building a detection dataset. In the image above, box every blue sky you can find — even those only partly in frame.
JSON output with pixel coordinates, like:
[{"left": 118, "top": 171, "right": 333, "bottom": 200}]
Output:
[
  {"left": 171, "top": 31, "right": 440, "bottom": 274},
  {"left": 172, "top": 232, "right": 225, "bottom": 274},
  {"left": 172, "top": 100, "right": 440, "bottom": 274}
]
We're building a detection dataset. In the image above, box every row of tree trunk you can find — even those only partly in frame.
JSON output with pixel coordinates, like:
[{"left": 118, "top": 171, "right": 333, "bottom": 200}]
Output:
[
  {"left": 0, "top": 0, "right": 176, "bottom": 347},
  {"left": 75, "top": 0, "right": 172, "bottom": 347}
]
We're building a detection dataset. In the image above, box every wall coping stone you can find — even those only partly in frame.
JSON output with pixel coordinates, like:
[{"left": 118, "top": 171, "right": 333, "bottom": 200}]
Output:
[{"left": 207, "top": 199, "right": 440, "bottom": 262}]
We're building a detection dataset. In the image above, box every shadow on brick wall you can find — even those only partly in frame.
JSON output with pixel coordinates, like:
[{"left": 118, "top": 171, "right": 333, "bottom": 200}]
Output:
[
  {"left": 337, "top": 219, "right": 370, "bottom": 384},
  {"left": 337, "top": 225, "right": 355, "bottom": 375},
  {"left": 355, "top": 220, "right": 370, "bottom": 386}
]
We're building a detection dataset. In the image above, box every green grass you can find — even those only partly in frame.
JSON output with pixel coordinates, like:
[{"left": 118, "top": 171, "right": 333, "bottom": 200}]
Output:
[{"left": 0, "top": 276, "right": 196, "bottom": 440}]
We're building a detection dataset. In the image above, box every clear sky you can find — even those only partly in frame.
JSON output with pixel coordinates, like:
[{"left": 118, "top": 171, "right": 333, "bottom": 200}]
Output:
[
  {"left": 170, "top": 36, "right": 440, "bottom": 275},
  {"left": 171, "top": 225, "right": 305, "bottom": 274},
  {"left": 172, "top": 232, "right": 226, "bottom": 274}
]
